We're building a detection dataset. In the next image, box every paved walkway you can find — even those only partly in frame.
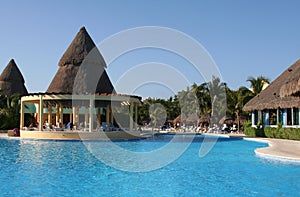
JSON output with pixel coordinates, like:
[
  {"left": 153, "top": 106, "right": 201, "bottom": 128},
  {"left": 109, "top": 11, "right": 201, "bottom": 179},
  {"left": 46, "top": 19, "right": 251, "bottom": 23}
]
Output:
[{"left": 245, "top": 137, "right": 300, "bottom": 161}]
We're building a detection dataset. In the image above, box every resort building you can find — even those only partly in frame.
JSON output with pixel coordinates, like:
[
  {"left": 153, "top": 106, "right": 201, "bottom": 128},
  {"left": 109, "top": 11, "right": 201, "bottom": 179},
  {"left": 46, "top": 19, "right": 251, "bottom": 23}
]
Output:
[
  {"left": 19, "top": 27, "right": 142, "bottom": 139},
  {"left": 243, "top": 59, "right": 300, "bottom": 127}
]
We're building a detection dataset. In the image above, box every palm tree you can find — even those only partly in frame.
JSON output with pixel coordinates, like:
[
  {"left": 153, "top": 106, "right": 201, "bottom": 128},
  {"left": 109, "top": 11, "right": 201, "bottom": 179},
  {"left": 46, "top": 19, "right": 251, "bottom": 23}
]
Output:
[
  {"left": 247, "top": 75, "right": 270, "bottom": 96},
  {"left": 0, "top": 93, "right": 21, "bottom": 129},
  {"left": 206, "top": 77, "right": 227, "bottom": 123},
  {"left": 234, "top": 86, "right": 254, "bottom": 131},
  {"left": 149, "top": 103, "right": 166, "bottom": 131}
]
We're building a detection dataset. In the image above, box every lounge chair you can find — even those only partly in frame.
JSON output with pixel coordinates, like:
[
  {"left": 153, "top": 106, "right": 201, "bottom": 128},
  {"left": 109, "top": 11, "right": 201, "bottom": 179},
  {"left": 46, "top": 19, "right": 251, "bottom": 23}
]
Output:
[
  {"left": 102, "top": 122, "right": 110, "bottom": 131},
  {"left": 230, "top": 124, "right": 238, "bottom": 134}
]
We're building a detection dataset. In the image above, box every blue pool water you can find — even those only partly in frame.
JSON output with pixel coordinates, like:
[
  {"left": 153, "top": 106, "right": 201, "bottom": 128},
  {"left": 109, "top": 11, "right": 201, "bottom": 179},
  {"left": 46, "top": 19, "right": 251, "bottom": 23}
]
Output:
[{"left": 0, "top": 135, "right": 299, "bottom": 196}]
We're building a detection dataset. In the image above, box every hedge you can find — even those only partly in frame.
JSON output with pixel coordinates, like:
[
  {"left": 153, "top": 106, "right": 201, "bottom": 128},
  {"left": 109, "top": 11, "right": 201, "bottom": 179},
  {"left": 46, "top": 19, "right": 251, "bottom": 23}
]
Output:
[
  {"left": 245, "top": 126, "right": 300, "bottom": 140},
  {"left": 244, "top": 127, "right": 265, "bottom": 137}
]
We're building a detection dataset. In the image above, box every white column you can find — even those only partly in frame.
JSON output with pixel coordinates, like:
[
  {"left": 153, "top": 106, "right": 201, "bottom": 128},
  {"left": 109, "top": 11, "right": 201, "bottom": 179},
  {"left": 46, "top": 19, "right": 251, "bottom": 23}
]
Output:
[
  {"left": 129, "top": 103, "right": 133, "bottom": 131},
  {"left": 89, "top": 97, "right": 94, "bottom": 132},
  {"left": 135, "top": 103, "right": 138, "bottom": 130},
  {"left": 48, "top": 107, "right": 52, "bottom": 125},
  {"left": 258, "top": 110, "right": 262, "bottom": 123},
  {"left": 56, "top": 104, "right": 60, "bottom": 126},
  {"left": 38, "top": 95, "right": 43, "bottom": 131},
  {"left": 265, "top": 109, "right": 269, "bottom": 126},
  {"left": 251, "top": 111, "right": 255, "bottom": 127},
  {"left": 20, "top": 100, "right": 24, "bottom": 129},
  {"left": 84, "top": 107, "right": 89, "bottom": 129},
  {"left": 59, "top": 104, "right": 63, "bottom": 125},
  {"left": 72, "top": 106, "right": 76, "bottom": 124},
  {"left": 283, "top": 108, "right": 287, "bottom": 126}
]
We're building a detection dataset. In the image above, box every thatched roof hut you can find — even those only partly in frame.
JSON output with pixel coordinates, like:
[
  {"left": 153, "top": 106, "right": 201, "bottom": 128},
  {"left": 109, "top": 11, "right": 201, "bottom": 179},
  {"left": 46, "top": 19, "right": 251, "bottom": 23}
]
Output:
[
  {"left": 219, "top": 115, "right": 233, "bottom": 125},
  {"left": 243, "top": 59, "right": 300, "bottom": 111},
  {"left": 0, "top": 59, "right": 28, "bottom": 96},
  {"left": 46, "top": 26, "right": 115, "bottom": 94},
  {"left": 198, "top": 114, "right": 210, "bottom": 124},
  {"left": 279, "top": 60, "right": 300, "bottom": 97}
]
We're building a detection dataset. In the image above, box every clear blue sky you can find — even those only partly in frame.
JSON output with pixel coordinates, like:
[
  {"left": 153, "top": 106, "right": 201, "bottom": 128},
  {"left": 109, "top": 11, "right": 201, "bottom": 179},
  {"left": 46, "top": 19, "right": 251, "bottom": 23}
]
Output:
[{"left": 1, "top": 0, "right": 300, "bottom": 99}]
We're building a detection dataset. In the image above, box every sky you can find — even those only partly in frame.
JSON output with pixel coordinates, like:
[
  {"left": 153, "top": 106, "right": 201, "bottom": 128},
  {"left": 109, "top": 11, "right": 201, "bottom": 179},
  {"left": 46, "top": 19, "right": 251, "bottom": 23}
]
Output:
[{"left": 1, "top": 0, "right": 300, "bottom": 99}]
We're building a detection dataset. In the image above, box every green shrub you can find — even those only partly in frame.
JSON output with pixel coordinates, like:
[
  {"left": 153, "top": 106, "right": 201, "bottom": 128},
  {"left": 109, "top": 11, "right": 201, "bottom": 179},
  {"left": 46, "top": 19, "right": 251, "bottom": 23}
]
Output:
[
  {"left": 244, "top": 126, "right": 256, "bottom": 137},
  {"left": 247, "top": 126, "right": 300, "bottom": 140},
  {"left": 255, "top": 128, "right": 266, "bottom": 137}
]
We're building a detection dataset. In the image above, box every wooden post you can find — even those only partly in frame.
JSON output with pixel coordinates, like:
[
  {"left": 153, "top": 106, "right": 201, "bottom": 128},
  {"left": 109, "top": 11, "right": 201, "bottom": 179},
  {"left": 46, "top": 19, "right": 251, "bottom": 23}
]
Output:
[
  {"left": 110, "top": 105, "right": 113, "bottom": 124},
  {"left": 106, "top": 105, "right": 110, "bottom": 123},
  {"left": 97, "top": 107, "right": 101, "bottom": 125},
  {"left": 277, "top": 108, "right": 280, "bottom": 124}
]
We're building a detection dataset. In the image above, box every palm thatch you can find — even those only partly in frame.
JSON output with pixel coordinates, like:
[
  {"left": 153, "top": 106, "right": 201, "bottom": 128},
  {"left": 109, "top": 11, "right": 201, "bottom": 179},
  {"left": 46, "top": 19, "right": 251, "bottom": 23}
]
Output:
[
  {"left": 279, "top": 60, "right": 300, "bottom": 97},
  {"left": 173, "top": 115, "right": 181, "bottom": 124},
  {"left": 219, "top": 115, "right": 233, "bottom": 125},
  {"left": 46, "top": 27, "right": 115, "bottom": 94},
  {"left": 243, "top": 59, "right": 300, "bottom": 111},
  {"left": 0, "top": 59, "right": 28, "bottom": 96},
  {"left": 186, "top": 113, "right": 199, "bottom": 123},
  {"left": 198, "top": 114, "right": 210, "bottom": 124},
  {"left": 234, "top": 115, "right": 248, "bottom": 125}
]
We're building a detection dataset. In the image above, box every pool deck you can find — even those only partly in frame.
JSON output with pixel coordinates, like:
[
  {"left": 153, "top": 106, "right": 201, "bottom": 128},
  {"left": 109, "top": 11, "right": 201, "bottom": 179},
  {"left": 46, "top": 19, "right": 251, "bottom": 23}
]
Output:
[
  {"left": 244, "top": 137, "right": 300, "bottom": 161},
  {"left": 1, "top": 132, "right": 300, "bottom": 162},
  {"left": 224, "top": 133, "right": 300, "bottom": 161}
]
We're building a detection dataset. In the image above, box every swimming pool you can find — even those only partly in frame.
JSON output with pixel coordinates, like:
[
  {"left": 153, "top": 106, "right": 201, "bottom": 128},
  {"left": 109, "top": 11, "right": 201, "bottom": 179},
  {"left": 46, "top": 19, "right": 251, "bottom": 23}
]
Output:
[{"left": 0, "top": 135, "right": 299, "bottom": 196}]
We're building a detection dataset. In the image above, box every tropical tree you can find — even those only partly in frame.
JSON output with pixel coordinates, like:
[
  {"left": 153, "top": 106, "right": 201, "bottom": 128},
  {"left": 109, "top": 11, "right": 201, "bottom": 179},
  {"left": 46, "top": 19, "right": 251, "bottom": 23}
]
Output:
[
  {"left": 206, "top": 77, "right": 227, "bottom": 123},
  {"left": 247, "top": 75, "right": 270, "bottom": 96},
  {"left": 0, "top": 93, "right": 21, "bottom": 129},
  {"left": 149, "top": 103, "right": 167, "bottom": 130},
  {"left": 233, "top": 86, "right": 254, "bottom": 130}
]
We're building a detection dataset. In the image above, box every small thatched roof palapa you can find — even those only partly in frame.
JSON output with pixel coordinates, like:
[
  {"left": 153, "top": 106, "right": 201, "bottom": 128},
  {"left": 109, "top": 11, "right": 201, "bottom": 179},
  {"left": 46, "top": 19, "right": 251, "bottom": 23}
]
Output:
[
  {"left": 46, "top": 26, "right": 115, "bottom": 94},
  {"left": 243, "top": 59, "right": 300, "bottom": 111},
  {"left": 0, "top": 59, "right": 28, "bottom": 96}
]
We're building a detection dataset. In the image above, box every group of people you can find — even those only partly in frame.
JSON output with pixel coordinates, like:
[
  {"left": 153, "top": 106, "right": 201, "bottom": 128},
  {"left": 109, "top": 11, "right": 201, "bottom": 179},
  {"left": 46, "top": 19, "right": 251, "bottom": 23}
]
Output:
[
  {"left": 171, "top": 122, "right": 240, "bottom": 134},
  {"left": 41, "top": 120, "right": 74, "bottom": 131}
]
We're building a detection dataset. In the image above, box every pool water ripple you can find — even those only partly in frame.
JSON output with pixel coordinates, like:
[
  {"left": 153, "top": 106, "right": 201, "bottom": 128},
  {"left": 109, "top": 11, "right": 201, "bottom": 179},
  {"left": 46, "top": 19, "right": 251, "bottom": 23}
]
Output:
[{"left": 0, "top": 136, "right": 299, "bottom": 196}]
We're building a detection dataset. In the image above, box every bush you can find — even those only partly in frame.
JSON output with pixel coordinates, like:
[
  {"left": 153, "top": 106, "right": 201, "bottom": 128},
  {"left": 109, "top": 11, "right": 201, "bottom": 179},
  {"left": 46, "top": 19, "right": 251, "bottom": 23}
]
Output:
[
  {"left": 244, "top": 126, "right": 256, "bottom": 137},
  {"left": 247, "top": 126, "right": 300, "bottom": 140},
  {"left": 244, "top": 120, "right": 266, "bottom": 137},
  {"left": 255, "top": 128, "right": 266, "bottom": 137}
]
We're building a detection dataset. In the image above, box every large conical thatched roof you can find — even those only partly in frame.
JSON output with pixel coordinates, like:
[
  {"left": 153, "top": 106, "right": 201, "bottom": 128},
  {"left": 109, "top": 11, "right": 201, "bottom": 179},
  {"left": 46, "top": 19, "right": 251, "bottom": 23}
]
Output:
[
  {"left": 243, "top": 59, "right": 300, "bottom": 111},
  {"left": 46, "top": 27, "right": 115, "bottom": 94},
  {"left": 0, "top": 59, "right": 28, "bottom": 96}
]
